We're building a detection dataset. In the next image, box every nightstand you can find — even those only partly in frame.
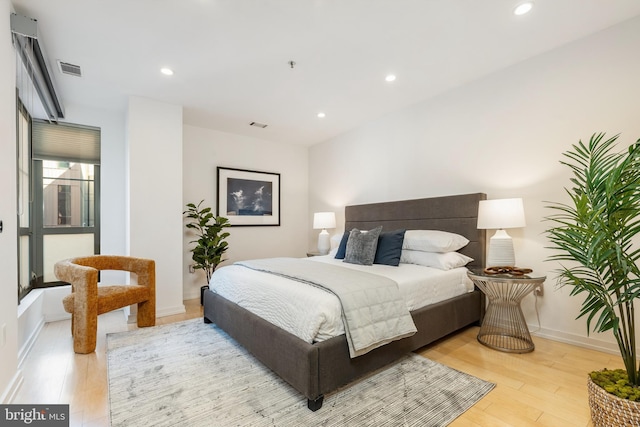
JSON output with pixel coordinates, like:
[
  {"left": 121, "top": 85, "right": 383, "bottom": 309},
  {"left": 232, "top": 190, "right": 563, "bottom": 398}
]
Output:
[{"left": 467, "top": 269, "right": 545, "bottom": 353}]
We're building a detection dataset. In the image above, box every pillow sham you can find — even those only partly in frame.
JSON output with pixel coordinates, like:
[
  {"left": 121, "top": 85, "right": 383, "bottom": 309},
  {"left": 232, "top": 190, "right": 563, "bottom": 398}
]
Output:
[
  {"left": 344, "top": 226, "right": 383, "bottom": 266},
  {"left": 400, "top": 249, "right": 473, "bottom": 270},
  {"left": 402, "top": 230, "right": 469, "bottom": 253},
  {"left": 374, "top": 229, "right": 406, "bottom": 266},
  {"left": 334, "top": 231, "right": 350, "bottom": 259}
]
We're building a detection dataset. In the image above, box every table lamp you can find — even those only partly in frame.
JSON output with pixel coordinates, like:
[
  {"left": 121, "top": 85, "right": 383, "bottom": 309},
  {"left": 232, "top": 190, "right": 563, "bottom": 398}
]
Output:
[
  {"left": 477, "top": 198, "right": 526, "bottom": 267},
  {"left": 313, "top": 212, "right": 336, "bottom": 255}
]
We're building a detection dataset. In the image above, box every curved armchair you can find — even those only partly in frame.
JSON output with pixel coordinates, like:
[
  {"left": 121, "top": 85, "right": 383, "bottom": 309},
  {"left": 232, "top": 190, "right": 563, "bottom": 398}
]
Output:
[{"left": 54, "top": 255, "right": 156, "bottom": 354}]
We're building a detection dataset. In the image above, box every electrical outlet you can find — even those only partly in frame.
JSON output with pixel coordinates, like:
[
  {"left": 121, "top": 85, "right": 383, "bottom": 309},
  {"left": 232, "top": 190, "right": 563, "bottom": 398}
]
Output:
[
  {"left": 188, "top": 264, "right": 195, "bottom": 274},
  {"left": 534, "top": 283, "right": 544, "bottom": 296}
]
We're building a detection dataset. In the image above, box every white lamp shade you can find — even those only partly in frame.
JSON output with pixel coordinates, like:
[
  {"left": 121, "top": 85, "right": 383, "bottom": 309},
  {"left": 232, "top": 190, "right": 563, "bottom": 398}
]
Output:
[
  {"left": 477, "top": 198, "right": 526, "bottom": 230},
  {"left": 313, "top": 212, "right": 336, "bottom": 229}
]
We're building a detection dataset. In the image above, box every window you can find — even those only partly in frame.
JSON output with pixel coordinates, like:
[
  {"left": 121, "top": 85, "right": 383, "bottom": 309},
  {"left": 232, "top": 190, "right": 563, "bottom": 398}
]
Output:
[
  {"left": 17, "top": 99, "right": 32, "bottom": 302},
  {"left": 43, "top": 162, "right": 95, "bottom": 227},
  {"left": 57, "top": 184, "right": 71, "bottom": 225},
  {"left": 17, "top": 116, "right": 101, "bottom": 301}
]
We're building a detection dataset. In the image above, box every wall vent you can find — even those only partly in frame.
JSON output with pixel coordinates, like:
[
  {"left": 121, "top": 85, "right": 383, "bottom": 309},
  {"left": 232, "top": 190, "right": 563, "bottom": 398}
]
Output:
[
  {"left": 57, "top": 61, "right": 82, "bottom": 77},
  {"left": 249, "top": 121, "right": 268, "bottom": 129}
]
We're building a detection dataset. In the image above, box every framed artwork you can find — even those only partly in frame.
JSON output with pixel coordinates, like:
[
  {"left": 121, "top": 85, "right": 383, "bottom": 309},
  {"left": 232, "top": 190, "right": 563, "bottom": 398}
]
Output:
[{"left": 217, "top": 167, "right": 281, "bottom": 226}]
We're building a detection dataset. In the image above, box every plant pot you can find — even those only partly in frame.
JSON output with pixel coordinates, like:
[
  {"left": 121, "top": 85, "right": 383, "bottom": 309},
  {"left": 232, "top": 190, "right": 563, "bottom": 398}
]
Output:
[{"left": 588, "top": 375, "right": 640, "bottom": 426}]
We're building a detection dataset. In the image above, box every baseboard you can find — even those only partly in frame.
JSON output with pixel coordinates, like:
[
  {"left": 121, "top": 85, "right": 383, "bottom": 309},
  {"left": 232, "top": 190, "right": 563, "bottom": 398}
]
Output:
[
  {"left": 43, "top": 312, "right": 71, "bottom": 323},
  {"left": 18, "top": 318, "right": 45, "bottom": 369},
  {"left": 0, "top": 370, "right": 23, "bottom": 404},
  {"left": 529, "top": 324, "right": 619, "bottom": 356},
  {"left": 157, "top": 304, "right": 186, "bottom": 318},
  {"left": 183, "top": 289, "right": 200, "bottom": 301}
]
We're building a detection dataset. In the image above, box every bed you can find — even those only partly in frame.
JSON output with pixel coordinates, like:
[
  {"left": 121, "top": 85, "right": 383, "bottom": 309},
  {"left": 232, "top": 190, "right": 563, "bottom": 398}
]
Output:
[{"left": 203, "top": 192, "right": 487, "bottom": 410}]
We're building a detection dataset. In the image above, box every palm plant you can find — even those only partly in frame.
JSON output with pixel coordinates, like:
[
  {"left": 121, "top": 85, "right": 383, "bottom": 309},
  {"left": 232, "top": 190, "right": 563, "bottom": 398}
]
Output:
[
  {"left": 184, "top": 200, "right": 231, "bottom": 284},
  {"left": 545, "top": 133, "right": 640, "bottom": 389}
]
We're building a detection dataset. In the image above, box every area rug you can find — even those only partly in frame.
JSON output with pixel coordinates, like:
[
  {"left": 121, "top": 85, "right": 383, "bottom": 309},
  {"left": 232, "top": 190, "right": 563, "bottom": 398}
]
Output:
[{"left": 107, "top": 319, "right": 494, "bottom": 426}]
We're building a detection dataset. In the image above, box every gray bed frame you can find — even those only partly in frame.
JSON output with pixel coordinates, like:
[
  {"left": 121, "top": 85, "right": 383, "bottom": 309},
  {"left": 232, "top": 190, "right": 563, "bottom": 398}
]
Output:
[{"left": 203, "top": 193, "right": 486, "bottom": 411}]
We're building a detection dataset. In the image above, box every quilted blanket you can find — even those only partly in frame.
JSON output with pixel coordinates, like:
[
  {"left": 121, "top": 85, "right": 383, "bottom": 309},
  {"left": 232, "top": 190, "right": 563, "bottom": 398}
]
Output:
[{"left": 236, "top": 258, "right": 417, "bottom": 357}]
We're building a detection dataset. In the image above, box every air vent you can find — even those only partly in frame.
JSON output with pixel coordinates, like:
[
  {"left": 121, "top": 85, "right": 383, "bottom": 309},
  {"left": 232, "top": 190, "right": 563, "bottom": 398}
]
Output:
[
  {"left": 57, "top": 60, "right": 82, "bottom": 77},
  {"left": 249, "top": 121, "right": 268, "bottom": 129}
]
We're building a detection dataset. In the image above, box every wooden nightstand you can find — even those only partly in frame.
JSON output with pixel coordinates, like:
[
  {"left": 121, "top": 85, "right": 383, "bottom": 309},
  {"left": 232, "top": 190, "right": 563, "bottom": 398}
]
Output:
[{"left": 467, "top": 269, "right": 545, "bottom": 353}]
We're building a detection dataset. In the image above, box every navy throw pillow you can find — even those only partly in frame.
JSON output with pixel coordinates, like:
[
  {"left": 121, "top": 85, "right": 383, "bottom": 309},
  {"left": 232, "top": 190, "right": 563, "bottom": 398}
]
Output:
[
  {"left": 334, "top": 231, "right": 350, "bottom": 259},
  {"left": 374, "top": 229, "right": 406, "bottom": 266}
]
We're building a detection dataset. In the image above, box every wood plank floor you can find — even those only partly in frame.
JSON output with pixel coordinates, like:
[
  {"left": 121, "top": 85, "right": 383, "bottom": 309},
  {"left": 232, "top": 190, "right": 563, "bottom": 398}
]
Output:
[
  {"left": 13, "top": 298, "right": 617, "bottom": 426},
  {"left": 418, "top": 327, "right": 620, "bottom": 427}
]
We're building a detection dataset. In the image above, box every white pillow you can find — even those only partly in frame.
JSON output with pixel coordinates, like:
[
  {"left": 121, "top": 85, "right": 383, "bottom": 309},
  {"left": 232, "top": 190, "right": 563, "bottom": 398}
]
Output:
[
  {"left": 400, "top": 250, "right": 473, "bottom": 270},
  {"left": 402, "top": 230, "right": 469, "bottom": 253},
  {"left": 327, "top": 232, "right": 346, "bottom": 256}
]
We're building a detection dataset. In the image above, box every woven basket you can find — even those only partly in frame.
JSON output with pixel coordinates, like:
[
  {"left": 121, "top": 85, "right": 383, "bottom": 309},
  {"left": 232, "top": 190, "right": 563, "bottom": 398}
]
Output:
[{"left": 588, "top": 375, "right": 640, "bottom": 426}]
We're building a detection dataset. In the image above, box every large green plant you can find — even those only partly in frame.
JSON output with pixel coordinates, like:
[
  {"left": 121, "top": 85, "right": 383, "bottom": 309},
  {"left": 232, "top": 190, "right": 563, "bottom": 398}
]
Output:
[
  {"left": 546, "top": 133, "right": 640, "bottom": 387},
  {"left": 184, "top": 200, "right": 231, "bottom": 285}
]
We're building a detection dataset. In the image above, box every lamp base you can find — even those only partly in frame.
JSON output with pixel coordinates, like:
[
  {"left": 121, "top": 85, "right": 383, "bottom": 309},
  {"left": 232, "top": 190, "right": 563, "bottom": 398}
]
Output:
[
  {"left": 487, "top": 229, "right": 515, "bottom": 266},
  {"left": 317, "top": 229, "right": 330, "bottom": 255}
]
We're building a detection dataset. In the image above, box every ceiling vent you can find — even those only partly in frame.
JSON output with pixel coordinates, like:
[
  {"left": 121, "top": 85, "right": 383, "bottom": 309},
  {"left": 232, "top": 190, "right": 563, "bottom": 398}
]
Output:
[
  {"left": 57, "top": 61, "right": 82, "bottom": 77},
  {"left": 249, "top": 121, "right": 268, "bottom": 129}
]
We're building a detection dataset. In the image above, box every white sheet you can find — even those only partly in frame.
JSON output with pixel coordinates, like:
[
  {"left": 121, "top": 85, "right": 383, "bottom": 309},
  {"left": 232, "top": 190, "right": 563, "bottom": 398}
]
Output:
[{"left": 208, "top": 255, "right": 472, "bottom": 344}]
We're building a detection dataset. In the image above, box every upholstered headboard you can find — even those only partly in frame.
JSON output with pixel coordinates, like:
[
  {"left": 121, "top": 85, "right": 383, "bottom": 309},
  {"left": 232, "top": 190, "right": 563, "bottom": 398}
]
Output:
[{"left": 344, "top": 193, "right": 487, "bottom": 269}]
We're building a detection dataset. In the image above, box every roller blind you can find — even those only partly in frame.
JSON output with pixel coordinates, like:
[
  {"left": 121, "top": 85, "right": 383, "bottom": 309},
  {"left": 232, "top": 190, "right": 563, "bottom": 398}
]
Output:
[{"left": 32, "top": 119, "right": 100, "bottom": 164}]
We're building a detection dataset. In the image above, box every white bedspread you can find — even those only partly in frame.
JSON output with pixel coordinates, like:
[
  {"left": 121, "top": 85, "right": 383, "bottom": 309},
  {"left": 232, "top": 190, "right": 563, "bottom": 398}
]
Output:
[
  {"left": 208, "top": 255, "right": 472, "bottom": 344},
  {"left": 235, "top": 258, "right": 417, "bottom": 357}
]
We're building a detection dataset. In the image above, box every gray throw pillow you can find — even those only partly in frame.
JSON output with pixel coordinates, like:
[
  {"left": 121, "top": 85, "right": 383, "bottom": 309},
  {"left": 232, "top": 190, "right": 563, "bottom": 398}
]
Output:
[{"left": 344, "top": 226, "right": 383, "bottom": 266}]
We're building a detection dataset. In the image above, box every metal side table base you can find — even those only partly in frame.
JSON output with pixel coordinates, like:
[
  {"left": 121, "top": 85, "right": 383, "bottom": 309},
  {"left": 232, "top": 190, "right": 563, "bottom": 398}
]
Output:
[{"left": 468, "top": 270, "right": 545, "bottom": 354}]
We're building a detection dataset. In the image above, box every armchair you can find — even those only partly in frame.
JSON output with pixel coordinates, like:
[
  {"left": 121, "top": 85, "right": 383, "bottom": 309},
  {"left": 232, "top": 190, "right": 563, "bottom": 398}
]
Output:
[{"left": 54, "top": 255, "right": 156, "bottom": 354}]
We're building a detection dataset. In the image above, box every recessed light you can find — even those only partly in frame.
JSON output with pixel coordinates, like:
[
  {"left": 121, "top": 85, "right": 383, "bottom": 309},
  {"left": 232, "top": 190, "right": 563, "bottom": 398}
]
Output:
[
  {"left": 317, "top": 112, "right": 326, "bottom": 118},
  {"left": 514, "top": 2, "right": 533, "bottom": 15},
  {"left": 160, "top": 67, "right": 174, "bottom": 76},
  {"left": 385, "top": 74, "right": 396, "bottom": 82}
]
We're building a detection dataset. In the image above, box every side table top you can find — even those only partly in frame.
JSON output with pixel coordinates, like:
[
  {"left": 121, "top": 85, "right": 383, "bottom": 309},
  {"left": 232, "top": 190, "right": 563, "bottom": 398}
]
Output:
[{"left": 467, "top": 268, "right": 546, "bottom": 281}]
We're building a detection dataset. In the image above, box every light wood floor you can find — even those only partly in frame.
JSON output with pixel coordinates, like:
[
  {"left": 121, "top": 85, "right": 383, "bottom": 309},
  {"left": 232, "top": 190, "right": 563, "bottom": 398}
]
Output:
[
  {"left": 13, "top": 298, "right": 617, "bottom": 426},
  {"left": 418, "top": 328, "right": 620, "bottom": 426}
]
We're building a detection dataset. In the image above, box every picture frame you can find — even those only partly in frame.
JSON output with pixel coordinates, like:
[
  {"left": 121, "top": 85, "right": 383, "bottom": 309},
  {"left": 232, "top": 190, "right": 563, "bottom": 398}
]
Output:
[{"left": 217, "top": 167, "right": 281, "bottom": 226}]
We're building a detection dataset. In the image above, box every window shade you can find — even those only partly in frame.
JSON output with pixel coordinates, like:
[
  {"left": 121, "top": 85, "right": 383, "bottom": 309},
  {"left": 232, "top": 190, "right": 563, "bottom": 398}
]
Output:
[{"left": 32, "top": 120, "right": 100, "bottom": 164}]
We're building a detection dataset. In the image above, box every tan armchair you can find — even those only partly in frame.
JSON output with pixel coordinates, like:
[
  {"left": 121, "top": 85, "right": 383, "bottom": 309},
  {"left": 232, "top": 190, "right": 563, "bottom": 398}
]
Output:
[{"left": 54, "top": 255, "right": 156, "bottom": 354}]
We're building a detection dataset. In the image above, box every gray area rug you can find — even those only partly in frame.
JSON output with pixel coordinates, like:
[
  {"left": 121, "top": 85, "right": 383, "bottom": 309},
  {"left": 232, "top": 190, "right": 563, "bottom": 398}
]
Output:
[{"left": 107, "top": 319, "right": 494, "bottom": 426}]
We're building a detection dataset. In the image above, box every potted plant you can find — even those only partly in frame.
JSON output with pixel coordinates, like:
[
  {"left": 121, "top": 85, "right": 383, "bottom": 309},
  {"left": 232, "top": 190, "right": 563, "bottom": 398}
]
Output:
[
  {"left": 184, "top": 200, "right": 231, "bottom": 297},
  {"left": 545, "top": 133, "right": 640, "bottom": 425}
]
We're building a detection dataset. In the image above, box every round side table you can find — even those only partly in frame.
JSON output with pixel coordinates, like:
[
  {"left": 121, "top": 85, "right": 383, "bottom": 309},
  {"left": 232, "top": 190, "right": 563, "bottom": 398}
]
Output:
[{"left": 467, "top": 269, "right": 545, "bottom": 353}]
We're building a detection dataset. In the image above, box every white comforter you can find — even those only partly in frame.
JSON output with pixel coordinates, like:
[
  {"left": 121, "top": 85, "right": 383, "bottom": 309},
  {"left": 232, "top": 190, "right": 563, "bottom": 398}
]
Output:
[
  {"left": 209, "top": 255, "right": 472, "bottom": 344},
  {"left": 235, "top": 258, "right": 417, "bottom": 357}
]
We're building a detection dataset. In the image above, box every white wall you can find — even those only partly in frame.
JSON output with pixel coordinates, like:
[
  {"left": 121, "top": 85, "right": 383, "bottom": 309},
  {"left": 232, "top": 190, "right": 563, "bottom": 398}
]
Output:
[
  {"left": 0, "top": 0, "right": 20, "bottom": 402},
  {"left": 309, "top": 16, "right": 640, "bottom": 353},
  {"left": 128, "top": 96, "right": 185, "bottom": 316},
  {"left": 182, "top": 125, "right": 309, "bottom": 299}
]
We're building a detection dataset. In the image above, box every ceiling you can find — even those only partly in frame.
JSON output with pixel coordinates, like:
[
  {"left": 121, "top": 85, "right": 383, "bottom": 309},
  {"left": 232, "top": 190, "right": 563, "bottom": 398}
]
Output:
[{"left": 10, "top": 0, "right": 640, "bottom": 146}]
